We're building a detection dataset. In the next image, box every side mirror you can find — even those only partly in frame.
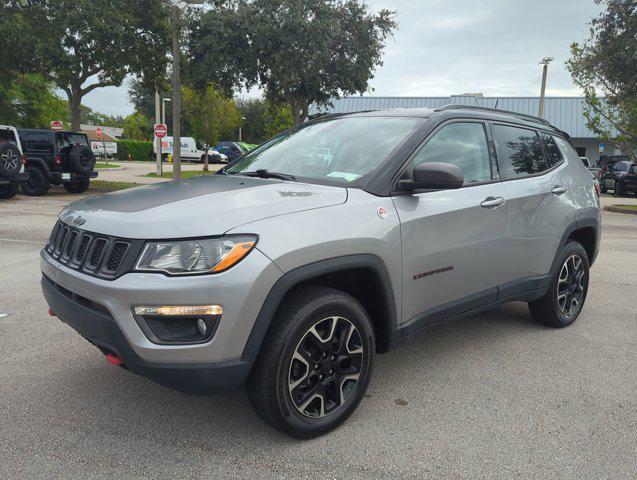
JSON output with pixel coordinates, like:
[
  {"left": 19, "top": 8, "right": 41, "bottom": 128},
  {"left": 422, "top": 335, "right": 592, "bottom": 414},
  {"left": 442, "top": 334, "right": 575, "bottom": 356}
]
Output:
[{"left": 399, "top": 162, "right": 464, "bottom": 191}]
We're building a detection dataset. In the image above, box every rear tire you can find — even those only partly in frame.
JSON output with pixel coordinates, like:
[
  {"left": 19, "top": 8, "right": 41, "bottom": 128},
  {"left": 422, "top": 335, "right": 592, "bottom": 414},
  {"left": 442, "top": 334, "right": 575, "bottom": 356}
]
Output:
[
  {"left": 529, "top": 241, "right": 589, "bottom": 328},
  {"left": 0, "top": 182, "right": 19, "bottom": 199},
  {"left": 63, "top": 178, "right": 90, "bottom": 194},
  {"left": 20, "top": 166, "right": 50, "bottom": 196},
  {"left": 247, "top": 286, "right": 375, "bottom": 438},
  {"left": 600, "top": 179, "right": 607, "bottom": 193}
]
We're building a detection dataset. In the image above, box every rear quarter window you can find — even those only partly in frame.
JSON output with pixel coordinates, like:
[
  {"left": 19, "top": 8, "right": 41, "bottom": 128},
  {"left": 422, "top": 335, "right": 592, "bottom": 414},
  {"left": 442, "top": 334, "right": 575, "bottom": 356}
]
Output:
[
  {"left": 541, "top": 133, "right": 563, "bottom": 167},
  {"left": 27, "top": 133, "right": 54, "bottom": 152}
]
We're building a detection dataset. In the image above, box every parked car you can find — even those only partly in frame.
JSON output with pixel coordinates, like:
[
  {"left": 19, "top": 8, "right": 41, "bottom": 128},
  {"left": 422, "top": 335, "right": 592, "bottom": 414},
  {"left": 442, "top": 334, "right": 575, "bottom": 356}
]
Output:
[
  {"left": 41, "top": 105, "right": 600, "bottom": 438},
  {"left": 598, "top": 154, "right": 629, "bottom": 169},
  {"left": 214, "top": 141, "right": 246, "bottom": 161},
  {"left": 579, "top": 156, "right": 601, "bottom": 178},
  {"left": 599, "top": 159, "right": 632, "bottom": 194},
  {"left": 612, "top": 162, "right": 637, "bottom": 196},
  {"left": 0, "top": 125, "right": 29, "bottom": 199},
  {"left": 156, "top": 136, "right": 227, "bottom": 163},
  {"left": 17, "top": 129, "right": 98, "bottom": 196}
]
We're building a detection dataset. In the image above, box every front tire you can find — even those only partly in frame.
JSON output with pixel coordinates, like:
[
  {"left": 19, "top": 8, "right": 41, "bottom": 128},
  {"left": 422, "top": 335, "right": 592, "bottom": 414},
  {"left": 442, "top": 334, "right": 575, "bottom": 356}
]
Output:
[
  {"left": 529, "top": 241, "right": 589, "bottom": 327},
  {"left": 247, "top": 286, "right": 375, "bottom": 438}
]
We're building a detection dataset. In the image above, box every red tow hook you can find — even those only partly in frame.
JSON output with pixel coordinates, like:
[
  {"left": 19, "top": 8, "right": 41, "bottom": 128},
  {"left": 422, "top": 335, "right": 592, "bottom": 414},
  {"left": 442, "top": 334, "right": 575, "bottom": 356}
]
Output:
[
  {"left": 48, "top": 308, "right": 56, "bottom": 317},
  {"left": 106, "top": 353, "right": 124, "bottom": 367}
]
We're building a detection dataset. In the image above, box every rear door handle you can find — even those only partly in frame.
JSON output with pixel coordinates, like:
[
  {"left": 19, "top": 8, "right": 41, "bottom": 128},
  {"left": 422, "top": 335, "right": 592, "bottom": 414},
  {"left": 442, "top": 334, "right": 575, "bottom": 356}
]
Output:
[
  {"left": 551, "top": 185, "right": 569, "bottom": 195},
  {"left": 480, "top": 196, "right": 505, "bottom": 209}
]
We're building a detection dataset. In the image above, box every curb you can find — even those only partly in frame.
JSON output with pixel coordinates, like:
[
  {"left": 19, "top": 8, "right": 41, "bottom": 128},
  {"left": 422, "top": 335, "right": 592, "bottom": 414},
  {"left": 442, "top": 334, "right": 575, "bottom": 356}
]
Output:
[
  {"left": 604, "top": 205, "right": 637, "bottom": 215},
  {"left": 95, "top": 165, "right": 124, "bottom": 171}
]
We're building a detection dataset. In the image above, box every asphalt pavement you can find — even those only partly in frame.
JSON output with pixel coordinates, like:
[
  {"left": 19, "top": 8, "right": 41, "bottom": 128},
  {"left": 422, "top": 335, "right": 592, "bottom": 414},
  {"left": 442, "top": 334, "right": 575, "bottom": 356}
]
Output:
[{"left": 0, "top": 191, "right": 635, "bottom": 479}]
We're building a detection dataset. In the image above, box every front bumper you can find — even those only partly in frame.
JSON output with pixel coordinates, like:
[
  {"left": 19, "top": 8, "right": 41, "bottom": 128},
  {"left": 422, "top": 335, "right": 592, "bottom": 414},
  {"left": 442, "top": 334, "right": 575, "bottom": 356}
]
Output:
[
  {"left": 40, "top": 246, "right": 282, "bottom": 393},
  {"left": 43, "top": 274, "right": 254, "bottom": 394}
]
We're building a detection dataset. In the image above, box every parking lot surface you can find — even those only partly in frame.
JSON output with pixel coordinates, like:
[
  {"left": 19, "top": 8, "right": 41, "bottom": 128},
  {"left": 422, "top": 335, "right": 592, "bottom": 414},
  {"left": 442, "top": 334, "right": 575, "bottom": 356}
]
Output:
[{"left": 1, "top": 190, "right": 635, "bottom": 479}]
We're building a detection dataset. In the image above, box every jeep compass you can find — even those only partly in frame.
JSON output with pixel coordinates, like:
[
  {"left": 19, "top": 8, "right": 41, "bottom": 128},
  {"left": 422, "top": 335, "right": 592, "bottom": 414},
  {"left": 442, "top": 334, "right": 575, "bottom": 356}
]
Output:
[{"left": 41, "top": 105, "right": 601, "bottom": 438}]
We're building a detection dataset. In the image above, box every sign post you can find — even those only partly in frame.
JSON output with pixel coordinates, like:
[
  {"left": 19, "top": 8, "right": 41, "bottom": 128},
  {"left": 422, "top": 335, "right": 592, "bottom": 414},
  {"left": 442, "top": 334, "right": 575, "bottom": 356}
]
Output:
[
  {"left": 51, "top": 120, "right": 63, "bottom": 131},
  {"left": 154, "top": 124, "right": 168, "bottom": 176},
  {"left": 96, "top": 127, "right": 108, "bottom": 164}
]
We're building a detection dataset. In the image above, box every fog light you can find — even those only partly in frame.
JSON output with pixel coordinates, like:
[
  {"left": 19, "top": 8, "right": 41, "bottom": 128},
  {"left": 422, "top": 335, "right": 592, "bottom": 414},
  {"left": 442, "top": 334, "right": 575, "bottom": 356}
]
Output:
[{"left": 196, "top": 318, "right": 207, "bottom": 336}]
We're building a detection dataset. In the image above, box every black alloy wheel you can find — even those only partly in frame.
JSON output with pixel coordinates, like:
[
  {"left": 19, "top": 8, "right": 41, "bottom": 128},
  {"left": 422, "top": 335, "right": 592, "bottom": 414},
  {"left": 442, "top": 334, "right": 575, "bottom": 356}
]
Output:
[{"left": 288, "top": 316, "right": 364, "bottom": 418}]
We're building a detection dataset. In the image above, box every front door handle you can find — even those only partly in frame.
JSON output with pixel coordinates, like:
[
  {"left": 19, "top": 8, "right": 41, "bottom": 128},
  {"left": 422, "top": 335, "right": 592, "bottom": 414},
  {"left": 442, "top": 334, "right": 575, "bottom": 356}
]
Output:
[
  {"left": 480, "top": 196, "right": 505, "bottom": 209},
  {"left": 551, "top": 185, "right": 569, "bottom": 195}
]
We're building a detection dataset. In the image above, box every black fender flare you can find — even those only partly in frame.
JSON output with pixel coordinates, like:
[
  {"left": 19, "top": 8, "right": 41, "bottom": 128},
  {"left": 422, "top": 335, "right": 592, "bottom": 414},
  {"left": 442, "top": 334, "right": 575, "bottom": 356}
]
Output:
[
  {"left": 549, "top": 216, "right": 600, "bottom": 278},
  {"left": 242, "top": 254, "right": 398, "bottom": 355},
  {"left": 24, "top": 157, "right": 50, "bottom": 172}
]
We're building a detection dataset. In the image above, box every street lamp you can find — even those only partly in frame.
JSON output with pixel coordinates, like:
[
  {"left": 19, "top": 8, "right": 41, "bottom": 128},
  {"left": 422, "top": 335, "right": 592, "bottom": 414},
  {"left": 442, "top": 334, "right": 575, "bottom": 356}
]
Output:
[
  {"left": 170, "top": 0, "right": 204, "bottom": 180},
  {"left": 538, "top": 57, "right": 554, "bottom": 118}
]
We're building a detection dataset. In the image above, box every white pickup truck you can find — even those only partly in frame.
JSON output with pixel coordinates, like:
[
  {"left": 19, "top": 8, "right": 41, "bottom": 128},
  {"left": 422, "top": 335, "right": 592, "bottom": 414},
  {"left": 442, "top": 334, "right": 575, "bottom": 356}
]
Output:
[{"left": 155, "top": 136, "right": 227, "bottom": 163}]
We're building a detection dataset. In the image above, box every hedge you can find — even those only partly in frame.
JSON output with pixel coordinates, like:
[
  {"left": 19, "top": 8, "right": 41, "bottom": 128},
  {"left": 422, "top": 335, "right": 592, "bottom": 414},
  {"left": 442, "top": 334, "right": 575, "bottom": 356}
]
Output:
[{"left": 116, "top": 140, "right": 154, "bottom": 162}]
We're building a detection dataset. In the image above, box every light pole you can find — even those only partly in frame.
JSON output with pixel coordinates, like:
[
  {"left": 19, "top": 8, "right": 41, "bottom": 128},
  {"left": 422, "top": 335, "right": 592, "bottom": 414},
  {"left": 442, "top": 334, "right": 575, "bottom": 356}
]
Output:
[
  {"left": 538, "top": 57, "right": 554, "bottom": 118},
  {"left": 155, "top": 90, "right": 162, "bottom": 175},
  {"left": 162, "top": 98, "right": 171, "bottom": 125},
  {"left": 239, "top": 116, "right": 246, "bottom": 142},
  {"left": 170, "top": 0, "right": 204, "bottom": 180}
]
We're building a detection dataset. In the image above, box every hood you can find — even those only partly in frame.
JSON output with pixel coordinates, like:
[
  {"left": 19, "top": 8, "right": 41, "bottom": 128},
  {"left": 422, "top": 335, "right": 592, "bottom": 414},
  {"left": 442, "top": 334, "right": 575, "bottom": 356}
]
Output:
[{"left": 59, "top": 175, "right": 347, "bottom": 239}]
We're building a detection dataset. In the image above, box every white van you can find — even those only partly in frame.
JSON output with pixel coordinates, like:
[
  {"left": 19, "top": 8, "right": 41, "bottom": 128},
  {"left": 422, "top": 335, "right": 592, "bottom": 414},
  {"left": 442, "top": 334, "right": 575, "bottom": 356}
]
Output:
[{"left": 155, "top": 137, "right": 227, "bottom": 163}]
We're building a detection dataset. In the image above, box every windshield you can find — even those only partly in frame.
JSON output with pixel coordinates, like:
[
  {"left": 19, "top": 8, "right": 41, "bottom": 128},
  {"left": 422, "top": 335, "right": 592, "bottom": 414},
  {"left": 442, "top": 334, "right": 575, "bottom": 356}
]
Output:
[{"left": 226, "top": 116, "right": 421, "bottom": 184}]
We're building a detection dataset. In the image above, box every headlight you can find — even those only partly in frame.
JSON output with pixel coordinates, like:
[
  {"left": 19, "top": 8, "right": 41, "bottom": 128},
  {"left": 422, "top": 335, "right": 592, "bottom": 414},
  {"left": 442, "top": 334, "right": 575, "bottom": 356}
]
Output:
[{"left": 135, "top": 235, "right": 257, "bottom": 275}]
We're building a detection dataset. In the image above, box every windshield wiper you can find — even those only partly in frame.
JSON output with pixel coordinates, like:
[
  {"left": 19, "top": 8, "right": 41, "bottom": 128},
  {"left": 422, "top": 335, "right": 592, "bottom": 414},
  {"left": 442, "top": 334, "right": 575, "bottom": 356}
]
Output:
[{"left": 238, "top": 169, "right": 297, "bottom": 181}]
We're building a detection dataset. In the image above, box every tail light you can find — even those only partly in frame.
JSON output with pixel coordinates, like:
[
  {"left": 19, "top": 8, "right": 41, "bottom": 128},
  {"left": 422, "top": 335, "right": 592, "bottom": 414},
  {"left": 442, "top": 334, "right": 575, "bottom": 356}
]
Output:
[
  {"left": 54, "top": 155, "right": 63, "bottom": 165},
  {"left": 20, "top": 155, "right": 27, "bottom": 165},
  {"left": 594, "top": 180, "right": 601, "bottom": 198}
]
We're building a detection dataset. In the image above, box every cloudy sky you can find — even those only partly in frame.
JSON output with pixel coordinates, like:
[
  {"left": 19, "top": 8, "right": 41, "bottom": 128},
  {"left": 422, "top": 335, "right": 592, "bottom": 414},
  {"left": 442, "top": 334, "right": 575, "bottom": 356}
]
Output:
[{"left": 81, "top": 0, "right": 602, "bottom": 116}]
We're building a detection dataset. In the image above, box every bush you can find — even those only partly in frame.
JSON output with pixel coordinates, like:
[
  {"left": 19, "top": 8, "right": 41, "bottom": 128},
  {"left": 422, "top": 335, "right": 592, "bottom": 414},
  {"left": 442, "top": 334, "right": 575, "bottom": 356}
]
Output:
[{"left": 116, "top": 140, "right": 153, "bottom": 161}]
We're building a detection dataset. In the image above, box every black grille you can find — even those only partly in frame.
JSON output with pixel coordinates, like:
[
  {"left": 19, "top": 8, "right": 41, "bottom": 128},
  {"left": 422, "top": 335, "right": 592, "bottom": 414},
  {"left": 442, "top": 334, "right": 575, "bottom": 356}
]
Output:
[
  {"left": 43, "top": 221, "right": 142, "bottom": 280},
  {"left": 106, "top": 242, "right": 129, "bottom": 273}
]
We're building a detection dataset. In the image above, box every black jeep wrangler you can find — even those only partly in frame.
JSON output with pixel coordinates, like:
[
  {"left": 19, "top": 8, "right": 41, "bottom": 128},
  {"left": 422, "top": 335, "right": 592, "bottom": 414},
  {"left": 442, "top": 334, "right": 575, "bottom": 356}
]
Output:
[
  {"left": 0, "top": 125, "right": 29, "bottom": 199},
  {"left": 17, "top": 129, "right": 98, "bottom": 196}
]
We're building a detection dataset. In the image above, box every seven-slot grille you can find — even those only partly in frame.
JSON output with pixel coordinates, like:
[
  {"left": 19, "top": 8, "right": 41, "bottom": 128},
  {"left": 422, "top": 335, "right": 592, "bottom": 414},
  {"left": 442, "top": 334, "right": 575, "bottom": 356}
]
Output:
[{"left": 45, "top": 221, "right": 136, "bottom": 279}]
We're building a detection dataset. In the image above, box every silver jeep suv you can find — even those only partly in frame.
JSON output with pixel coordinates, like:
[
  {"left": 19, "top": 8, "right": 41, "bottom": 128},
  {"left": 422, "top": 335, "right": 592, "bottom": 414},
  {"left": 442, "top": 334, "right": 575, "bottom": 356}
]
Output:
[{"left": 41, "top": 106, "right": 600, "bottom": 438}]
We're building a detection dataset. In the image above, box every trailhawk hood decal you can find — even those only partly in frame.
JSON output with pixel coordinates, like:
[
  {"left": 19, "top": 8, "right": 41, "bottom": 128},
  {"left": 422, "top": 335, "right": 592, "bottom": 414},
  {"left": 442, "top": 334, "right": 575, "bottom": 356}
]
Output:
[{"left": 59, "top": 175, "right": 347, "bottom": 239}]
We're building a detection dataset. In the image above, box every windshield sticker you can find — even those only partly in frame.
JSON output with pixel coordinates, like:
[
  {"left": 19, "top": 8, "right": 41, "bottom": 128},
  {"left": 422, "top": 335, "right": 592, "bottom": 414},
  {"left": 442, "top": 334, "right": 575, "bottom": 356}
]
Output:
[{"left": 327, "top": 171, "right": 361, "bottom": 182}]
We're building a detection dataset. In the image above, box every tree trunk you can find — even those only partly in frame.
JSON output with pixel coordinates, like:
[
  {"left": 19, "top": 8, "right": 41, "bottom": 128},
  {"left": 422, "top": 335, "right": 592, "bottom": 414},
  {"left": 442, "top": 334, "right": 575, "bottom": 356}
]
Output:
[
  {"left": 203, "top": 143, "right": 210, "bottom": 172},
  {"left": 68, "top": 86, "right": 83, "bottom": 131},
  {"left": 289, "top": 97, "right": 310, "bottom": 125}
]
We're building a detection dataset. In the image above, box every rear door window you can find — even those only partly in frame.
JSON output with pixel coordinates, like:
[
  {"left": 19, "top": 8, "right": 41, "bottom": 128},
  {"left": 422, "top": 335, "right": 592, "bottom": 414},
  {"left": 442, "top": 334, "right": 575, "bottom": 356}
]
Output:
[
  {"left": 492, "top": 124, "right": 547, "bottom": 179},
  {"left": 27, "top": 133, "right": 53, "bottom": 152},
  {"left": 412, "top": 122, "right": 492, "bottom": 184}
]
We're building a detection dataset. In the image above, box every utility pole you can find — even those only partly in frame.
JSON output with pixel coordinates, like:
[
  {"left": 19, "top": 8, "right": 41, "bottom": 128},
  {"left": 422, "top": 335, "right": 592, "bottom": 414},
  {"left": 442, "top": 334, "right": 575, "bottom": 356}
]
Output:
[
  {"left": 538, "top": 57, "right": 554, "bottom": 118},
  {"left": 171, "top": 1, "right": 181, "bottom": 180},
  {"left": 155, "top": 90, "right": 162, "bottom": 176}
]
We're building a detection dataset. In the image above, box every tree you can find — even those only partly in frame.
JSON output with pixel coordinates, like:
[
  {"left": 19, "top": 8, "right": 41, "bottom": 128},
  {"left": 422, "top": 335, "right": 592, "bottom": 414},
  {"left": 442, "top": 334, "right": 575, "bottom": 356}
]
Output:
[
  {"left": 0, "top": 74, "right": 69, "bottom": 128},
  {"left": 8, "top": 0, "right": 170, "bottom": 130},
  {"left": 190, "top": 0, "right": 396, "bottom": 125},
  {"left": 183, "top": 84, "right": 242, "bottom": 171},
  {"left": 123, "top": 113, "right": 152, "bottom": 141},
  {"left": 263, "top": 101, "right": 294, "bottom": 139},
  {"left": 567, "top": 0, "right": 637, "bottom": 160}
]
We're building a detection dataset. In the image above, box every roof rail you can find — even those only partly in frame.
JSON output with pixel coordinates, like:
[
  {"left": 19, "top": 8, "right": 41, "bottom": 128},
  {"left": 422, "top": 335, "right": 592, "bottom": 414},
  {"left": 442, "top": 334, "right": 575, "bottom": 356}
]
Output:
[{"left": 434, "top": 104, "right": 552, "bottom": 127}]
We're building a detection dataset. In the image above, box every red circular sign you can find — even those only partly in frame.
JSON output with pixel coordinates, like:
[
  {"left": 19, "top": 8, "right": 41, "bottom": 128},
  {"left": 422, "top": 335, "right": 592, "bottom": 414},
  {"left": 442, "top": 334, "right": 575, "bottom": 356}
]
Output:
[
  {"left": 96, "top": 127, "right": 103, "bottom": 138},
  {"left": 50, "top": 120, "right": 63, "bottom": 131},
  {"left": 154, "top": 124, "right": 168, "bottom": 139}
]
